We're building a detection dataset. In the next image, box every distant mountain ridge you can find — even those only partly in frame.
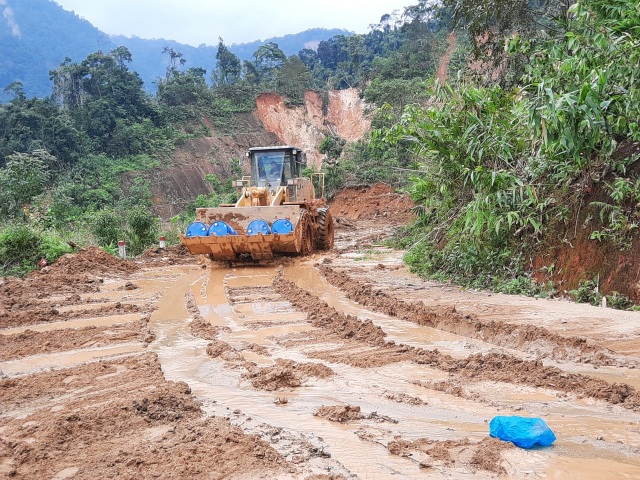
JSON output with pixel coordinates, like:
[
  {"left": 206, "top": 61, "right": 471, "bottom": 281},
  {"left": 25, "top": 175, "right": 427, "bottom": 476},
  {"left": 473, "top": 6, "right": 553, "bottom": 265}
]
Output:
[{"left": 0, "top": 0, "right": 351, "bottom": 99}]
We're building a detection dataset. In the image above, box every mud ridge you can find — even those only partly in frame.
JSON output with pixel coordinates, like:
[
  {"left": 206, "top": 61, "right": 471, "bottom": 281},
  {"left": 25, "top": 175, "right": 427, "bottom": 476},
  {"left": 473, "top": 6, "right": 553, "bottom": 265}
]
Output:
[
  {"left": 319, "top": 265, "right": 630, "bottom": 367},
  {"left": 314, "top": 405, "right": 397, "bottom": 424},
  {"left": 0, "top": 319, "right": 154, "bottom": 361},
  {"left": 1, "top": 302, "right": 146, "bottom": 329},
  {"left": 273, "top": 272, "right": 640, "bottom": 410}
]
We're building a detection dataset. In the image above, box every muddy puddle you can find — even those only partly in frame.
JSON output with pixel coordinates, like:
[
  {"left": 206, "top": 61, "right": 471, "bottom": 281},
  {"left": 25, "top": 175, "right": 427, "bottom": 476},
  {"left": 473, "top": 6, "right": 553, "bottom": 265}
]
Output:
[
  {"left": 0, "top": 345, "right": 143, "bottom": 377},
  {"left": 142, "top": 261, "right": 640, "bottom": 479}
]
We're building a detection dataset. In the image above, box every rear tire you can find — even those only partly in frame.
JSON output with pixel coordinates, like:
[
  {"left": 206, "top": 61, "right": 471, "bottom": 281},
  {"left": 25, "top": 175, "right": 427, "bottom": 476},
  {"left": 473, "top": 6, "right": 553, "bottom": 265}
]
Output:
[{"left": 317, "top": 207, "right": 334, "bottom": 250}]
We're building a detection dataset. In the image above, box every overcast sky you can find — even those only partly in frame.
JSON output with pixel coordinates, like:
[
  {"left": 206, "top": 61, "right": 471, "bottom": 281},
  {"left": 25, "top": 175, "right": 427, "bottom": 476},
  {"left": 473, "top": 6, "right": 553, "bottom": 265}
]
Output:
[{"left": 53, "top": 0, "right": 412, "bottom": 46}]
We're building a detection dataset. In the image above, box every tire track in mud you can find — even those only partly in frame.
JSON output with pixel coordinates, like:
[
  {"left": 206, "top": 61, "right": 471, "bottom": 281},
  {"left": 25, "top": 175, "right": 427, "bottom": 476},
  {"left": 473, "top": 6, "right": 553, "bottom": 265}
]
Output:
[
  {"left": 1, "top": 302, "right": 146, "bottom": 329},
  {"left": 0, "top": 319, "right": 154, "bottom": 361},
  {"left": 185, "top": 291, "right": 333, "bottom": 392},
  {"left": 319, "top": 264, "right": 633, "bottom": 367},
  {"left": 273, "top": 272, "right": 640, "bottom": 411},
  {"left": 186, "top": 273, "right": 508, "bottom": 478}
]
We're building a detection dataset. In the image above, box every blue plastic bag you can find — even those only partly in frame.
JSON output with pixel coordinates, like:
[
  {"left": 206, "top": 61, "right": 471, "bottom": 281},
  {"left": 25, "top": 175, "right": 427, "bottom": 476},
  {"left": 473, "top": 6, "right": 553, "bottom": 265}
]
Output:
[{"left": 489, "top": 416, "right": 556, "bottom": 449}]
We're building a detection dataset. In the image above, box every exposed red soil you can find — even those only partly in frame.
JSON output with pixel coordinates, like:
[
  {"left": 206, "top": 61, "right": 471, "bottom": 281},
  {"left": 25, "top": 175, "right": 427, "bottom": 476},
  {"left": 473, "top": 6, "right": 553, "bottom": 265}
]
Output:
[
  {"left": 0, "top": 319, "right": 153, "bottom": 361},
  {"left": 330, "top": 183, "right": 415, "bottom": 224},
  {"left": 435, "top": 33, "right": 458, "bottom": 84},
  {"left": 534, "top": 148, "right": 640, "bottom": 302},
  {"left": 0, "top": 353, "right": 290, "bottom": 479}
]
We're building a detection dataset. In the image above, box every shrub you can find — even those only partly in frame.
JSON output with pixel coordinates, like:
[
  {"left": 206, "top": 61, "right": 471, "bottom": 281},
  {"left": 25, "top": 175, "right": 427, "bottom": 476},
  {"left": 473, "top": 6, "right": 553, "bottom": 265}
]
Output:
[{"left": 0, "top": 224, "right": 71, "bottom": 277}]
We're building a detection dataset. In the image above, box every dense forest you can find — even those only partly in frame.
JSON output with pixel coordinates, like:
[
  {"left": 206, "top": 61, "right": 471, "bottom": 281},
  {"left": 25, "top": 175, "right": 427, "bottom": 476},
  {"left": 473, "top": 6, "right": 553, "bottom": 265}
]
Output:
[{"left": 0, "top": 0, "right": 638, "bottom": 307}]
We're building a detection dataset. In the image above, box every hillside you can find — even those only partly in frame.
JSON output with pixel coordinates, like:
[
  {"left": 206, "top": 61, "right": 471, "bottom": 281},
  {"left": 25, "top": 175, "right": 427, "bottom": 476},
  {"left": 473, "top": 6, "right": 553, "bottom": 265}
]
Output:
[{"left": 0, "top": 0, "right": 350, "bottom": 99}]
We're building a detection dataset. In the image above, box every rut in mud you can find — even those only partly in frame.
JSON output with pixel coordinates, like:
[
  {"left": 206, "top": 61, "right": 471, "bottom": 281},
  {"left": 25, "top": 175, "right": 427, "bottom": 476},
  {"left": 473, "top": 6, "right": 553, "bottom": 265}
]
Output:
[
  {"left": 318, "top": 263, "right": 632, "bottom": 367},
  {"left": 272, "top": 273, "right": 640, "bottom": 410}
]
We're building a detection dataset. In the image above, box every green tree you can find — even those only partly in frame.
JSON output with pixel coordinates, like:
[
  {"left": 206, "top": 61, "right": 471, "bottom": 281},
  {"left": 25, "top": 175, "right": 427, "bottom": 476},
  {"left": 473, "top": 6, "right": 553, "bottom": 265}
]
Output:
[
  {"left": 253, "top": 42, "right": 286, "bottom": 85},
  {"left": 0, "top": 150, "right": 52, "bottom": 217},
  {"left": 275, "top": 56, "right": 312, "bottom": 105},
  {"left": 213, "top": 38, "right": 242, "bottom": 86}
]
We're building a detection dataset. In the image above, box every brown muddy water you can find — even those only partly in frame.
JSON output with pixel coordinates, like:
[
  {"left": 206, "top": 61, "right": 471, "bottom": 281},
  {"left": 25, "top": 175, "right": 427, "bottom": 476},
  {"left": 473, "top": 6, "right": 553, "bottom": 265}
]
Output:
[{"left": 143, "top": 261, "right": 640, "bottom": 479}]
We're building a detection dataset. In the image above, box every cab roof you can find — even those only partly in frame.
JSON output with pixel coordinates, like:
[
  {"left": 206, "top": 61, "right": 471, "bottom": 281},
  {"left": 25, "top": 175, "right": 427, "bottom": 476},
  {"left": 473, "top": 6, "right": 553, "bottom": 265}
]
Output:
[{"left": 248, "top": 146, "right": 303, "bottom": 153}]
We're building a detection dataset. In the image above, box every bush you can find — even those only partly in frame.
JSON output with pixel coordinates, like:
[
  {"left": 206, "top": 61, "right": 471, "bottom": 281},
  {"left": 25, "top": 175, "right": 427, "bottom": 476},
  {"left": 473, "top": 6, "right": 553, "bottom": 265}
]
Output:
[
  {"left": 126, "top": 206, "right": 158, "bottom": 255},
  {"left": 91, "top": 208, "right": 123, "bottom": 248},
  {"left": 570, "top": 279, "right": 602, "bottom": 306},
  {"left": 0, "top": 224, "right": 71, "bottom": 277}
]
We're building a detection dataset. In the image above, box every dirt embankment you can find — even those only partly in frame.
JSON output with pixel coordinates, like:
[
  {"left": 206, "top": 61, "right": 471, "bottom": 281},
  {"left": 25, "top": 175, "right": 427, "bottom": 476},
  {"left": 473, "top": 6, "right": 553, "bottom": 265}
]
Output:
[{"left": 534, "top": 146, "right": 640, "bottom": 302}]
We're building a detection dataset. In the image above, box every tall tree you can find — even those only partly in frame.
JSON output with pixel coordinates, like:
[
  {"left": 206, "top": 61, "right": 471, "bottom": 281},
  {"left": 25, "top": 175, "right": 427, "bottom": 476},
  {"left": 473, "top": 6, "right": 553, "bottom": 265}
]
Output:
[
  {"left": 213, "top": 38, "right": 242, "bottom": 86},
  {"left": 275, "top": 56, "right": 312, "bottom": 104},
  {"left": 252, "top": 42, "right": 286, "bottom": 85}
]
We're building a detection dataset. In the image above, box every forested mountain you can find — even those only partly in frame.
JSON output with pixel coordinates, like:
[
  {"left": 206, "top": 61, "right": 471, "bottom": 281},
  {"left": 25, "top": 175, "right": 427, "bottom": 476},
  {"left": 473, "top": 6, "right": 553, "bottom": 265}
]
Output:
[
  {"left": 0, "top": 0, "right": 112, "bottom": 99},
  {"left": 0, "top": 0, "right": 350, "bottom": 99}
]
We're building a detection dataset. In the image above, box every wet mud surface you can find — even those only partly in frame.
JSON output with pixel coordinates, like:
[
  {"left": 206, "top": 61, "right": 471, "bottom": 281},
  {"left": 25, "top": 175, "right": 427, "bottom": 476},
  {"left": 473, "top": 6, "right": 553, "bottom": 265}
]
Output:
[{"left": 2, "top": 184, "right": 640, "bottom": 478}]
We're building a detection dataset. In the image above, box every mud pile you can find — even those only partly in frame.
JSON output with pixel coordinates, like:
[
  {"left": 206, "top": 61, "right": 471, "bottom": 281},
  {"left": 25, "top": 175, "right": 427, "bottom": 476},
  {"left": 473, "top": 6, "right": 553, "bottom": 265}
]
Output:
[
  {"left": 314, "top": 405, "right": 364, "bottom": 423},
  {"left": 242, "top": 359, "right": 335, "bottom": 391},
  {"left": 44, "top": 246, "right": 140, "bottom": 276},
  {"left": 0, "top": 353, "right": 290, "bottom": 479},
  {"left": 330, "top": 183, "right": 415, "bottom": 223},
  {"left": 0, "top": 247, "right": 139, "bottom": 318}
]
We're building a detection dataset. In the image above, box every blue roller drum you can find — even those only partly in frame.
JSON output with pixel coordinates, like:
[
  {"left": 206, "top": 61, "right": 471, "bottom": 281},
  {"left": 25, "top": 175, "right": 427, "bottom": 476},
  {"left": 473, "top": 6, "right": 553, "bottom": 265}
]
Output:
[
  {"left": 185, "top": 222, "right": 208, "bottom": 238},
  {"left": 246, "top": 219, "right": 271, "bottom": 236},
  {"left": 208, "top": 221, "right": 235, "bottom": 236},
  {"left": 271, "top": 218, "right": 293, "bottom": 234}
]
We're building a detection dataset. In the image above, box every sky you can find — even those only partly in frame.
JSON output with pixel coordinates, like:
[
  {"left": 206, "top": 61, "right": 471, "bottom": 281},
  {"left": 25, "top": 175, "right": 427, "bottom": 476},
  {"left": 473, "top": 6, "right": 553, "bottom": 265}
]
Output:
[{"left": 52, "top": 0, "right": 413, "bottom": 47}]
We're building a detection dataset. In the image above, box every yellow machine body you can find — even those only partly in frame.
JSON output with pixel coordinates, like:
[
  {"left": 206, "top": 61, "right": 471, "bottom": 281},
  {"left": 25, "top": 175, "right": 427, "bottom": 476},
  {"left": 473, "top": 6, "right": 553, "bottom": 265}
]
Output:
[{"left": 180, "top": 146, "right": 334, "bottom": 261}]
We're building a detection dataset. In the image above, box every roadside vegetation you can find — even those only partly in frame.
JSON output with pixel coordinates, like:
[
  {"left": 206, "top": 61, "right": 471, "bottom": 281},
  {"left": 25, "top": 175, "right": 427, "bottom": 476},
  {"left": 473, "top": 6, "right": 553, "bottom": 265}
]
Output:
[{"left": 0, "top": 0, "right": 637, "bottom": 309}]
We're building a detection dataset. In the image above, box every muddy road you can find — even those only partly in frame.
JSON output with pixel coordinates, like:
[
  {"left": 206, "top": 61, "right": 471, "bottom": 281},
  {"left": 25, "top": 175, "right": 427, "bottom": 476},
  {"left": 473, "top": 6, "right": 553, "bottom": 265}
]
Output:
[{"left": 2, "top": 185, "right": 640, "bottom": 479}]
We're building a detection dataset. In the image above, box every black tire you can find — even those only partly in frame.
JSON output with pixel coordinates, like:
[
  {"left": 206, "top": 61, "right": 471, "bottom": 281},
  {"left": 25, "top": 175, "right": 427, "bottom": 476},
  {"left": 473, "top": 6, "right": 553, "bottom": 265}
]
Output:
[{"left": 317, "top": 207, "right": 335, "bottom": 250}]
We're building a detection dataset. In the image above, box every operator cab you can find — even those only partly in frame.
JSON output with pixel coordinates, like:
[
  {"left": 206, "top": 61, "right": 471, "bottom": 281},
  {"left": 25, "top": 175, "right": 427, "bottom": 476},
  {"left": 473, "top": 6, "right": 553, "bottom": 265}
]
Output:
[{"left": 249, "top": 146, "right": 306, "bottom": 188}]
